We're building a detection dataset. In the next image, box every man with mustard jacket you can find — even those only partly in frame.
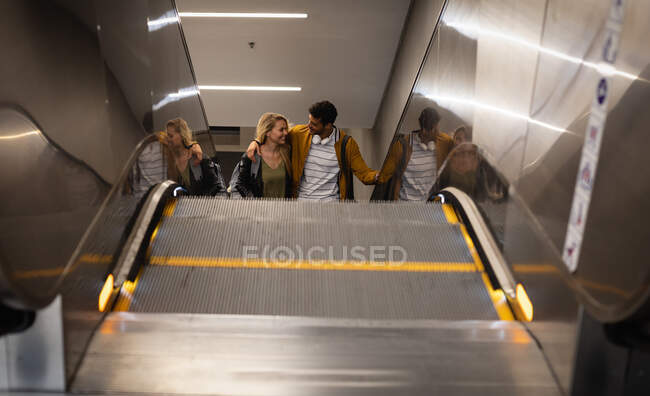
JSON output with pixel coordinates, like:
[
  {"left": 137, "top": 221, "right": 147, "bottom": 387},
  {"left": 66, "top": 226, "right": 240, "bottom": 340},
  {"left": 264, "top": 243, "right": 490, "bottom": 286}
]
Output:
[
  {"left": 247, "top": 101, "right": 377, "bottom": 201},
  {"left": 375, "top": 107, "right": 453, "bottom": 201}
]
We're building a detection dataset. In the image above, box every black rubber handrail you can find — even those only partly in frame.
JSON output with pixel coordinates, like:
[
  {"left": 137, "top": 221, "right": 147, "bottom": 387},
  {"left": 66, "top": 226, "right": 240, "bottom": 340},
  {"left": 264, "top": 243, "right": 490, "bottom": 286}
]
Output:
[{"left": 433, "top": 142, "right": 650, "bottom": 324}]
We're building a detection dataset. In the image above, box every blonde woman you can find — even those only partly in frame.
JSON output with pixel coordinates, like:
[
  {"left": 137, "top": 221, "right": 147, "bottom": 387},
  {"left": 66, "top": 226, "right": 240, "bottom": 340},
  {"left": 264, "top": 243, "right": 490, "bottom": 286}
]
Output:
[
  {"left": 165, "top": 118, "right": 226, "bottom": 196},
  {"left": 234, "top": 113, "right": 292, "bottom": 198}
]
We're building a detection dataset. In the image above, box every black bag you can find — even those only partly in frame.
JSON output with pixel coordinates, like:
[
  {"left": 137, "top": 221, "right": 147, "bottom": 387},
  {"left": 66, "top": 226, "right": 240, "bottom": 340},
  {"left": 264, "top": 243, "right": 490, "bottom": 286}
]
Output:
[
  {"left": 228, "top": 160, "right": 241, "bottom": 195},
  {"left": 228, "top": 153, "right": 260, "bottom": 198},
  {"left": 370, "top": 134, "right": 408, "bottom": 201},
  {"left": 340, "top": 135, "right": 354, "bottom": 201}
]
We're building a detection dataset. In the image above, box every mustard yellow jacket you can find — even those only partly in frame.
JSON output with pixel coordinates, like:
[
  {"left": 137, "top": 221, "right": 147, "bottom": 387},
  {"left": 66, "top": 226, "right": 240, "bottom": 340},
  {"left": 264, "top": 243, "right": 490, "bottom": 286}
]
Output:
[
  {"left": 288, "top": 125, "right": 377, "bottom": 200},
  {"left": 377, "top": 131, "right": 453, "bottom": 200}
]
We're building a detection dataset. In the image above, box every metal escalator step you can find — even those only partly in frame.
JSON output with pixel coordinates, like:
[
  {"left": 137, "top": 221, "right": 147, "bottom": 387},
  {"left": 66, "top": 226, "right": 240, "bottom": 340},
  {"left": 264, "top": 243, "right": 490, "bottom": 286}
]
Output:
[
  {"left": 72, "top": 313, "right": 561, "bottom": 395},
  {"left": 152, "top": 199, "right": 473, "bottom": 263},
  {"left": 129, "top": 265, "right": 497, "bottom": 319},
  {"left": 120, "top": 199, "right": 497, "bottom": 320},
  {"left": 150, "top": 217, "right": 473, "bottom": 263},
  {"left": 170, "top": 197, "right": 451, "bottom": 225}
]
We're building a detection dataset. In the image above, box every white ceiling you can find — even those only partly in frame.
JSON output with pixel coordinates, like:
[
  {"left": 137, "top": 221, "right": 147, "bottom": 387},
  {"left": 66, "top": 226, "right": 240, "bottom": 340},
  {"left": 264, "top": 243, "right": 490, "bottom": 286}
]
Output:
[{"left": 177, "top": 0, "right": 411, "bottom": 128}]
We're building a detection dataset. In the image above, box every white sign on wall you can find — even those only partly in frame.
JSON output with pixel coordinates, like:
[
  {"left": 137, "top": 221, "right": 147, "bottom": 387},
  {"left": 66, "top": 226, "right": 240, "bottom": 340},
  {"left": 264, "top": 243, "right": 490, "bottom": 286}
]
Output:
[{"left": 562, "top": 0, "right": 626, "bottom": 272}]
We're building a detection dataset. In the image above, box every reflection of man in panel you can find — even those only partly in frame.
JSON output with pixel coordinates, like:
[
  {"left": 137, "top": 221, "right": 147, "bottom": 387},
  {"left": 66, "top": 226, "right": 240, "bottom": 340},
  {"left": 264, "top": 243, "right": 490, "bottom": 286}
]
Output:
[{"left": 377, "top": 107, "right": 453, "bottom": 201}]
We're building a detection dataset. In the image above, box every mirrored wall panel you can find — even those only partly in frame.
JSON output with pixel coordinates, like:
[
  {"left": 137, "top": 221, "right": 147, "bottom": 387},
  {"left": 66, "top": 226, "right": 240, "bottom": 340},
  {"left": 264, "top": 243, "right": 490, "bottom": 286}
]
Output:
[
  {"left": 372, "top": 0, "right": 650, "bottom": 392},
  {"left": 0, "top": 0, "right": 212, "bottom": 380}
]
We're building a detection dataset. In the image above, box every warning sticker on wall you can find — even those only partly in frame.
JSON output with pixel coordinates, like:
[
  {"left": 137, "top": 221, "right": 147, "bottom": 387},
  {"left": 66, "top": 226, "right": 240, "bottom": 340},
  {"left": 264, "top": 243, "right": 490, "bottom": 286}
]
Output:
[{"left": 561, "top": 0, "right": 626, "bottom": 273}]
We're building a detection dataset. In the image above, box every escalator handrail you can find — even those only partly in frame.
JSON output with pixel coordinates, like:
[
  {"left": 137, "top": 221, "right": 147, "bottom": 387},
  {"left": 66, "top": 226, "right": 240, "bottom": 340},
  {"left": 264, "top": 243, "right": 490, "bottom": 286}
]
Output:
[
  {"left": 49, "top": 134, "right": 162, "bottom": 300},
  {"left": 433, "top": 143, "right": 650, "bottom": 323},
  {"left": 113, "top": 180, "right": 177, "bottom": 287},
  {"left": 441, "top": 187, "right": 517, "bottom": 300}
]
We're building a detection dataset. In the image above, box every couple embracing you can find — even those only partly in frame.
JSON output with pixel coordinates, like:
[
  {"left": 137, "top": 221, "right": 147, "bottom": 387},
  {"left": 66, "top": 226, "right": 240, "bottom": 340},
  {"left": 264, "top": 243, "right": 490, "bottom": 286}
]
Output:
[{"left": 234, "top": 100, "right": 378, "bottom": 201}]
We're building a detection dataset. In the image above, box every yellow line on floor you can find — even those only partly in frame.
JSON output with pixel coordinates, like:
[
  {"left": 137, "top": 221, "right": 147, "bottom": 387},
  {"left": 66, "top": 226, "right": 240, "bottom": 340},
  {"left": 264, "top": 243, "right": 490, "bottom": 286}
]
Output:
[
  {"left": 512, "top": 264, "right": 560, "bottom": 274},
  {"left": 148, "top": 256, "right": 477, "bottom": 273},
  {"left": 13, "top": 254, "right": 113, "bottom": 279},
  {"left": 444, "top": 203, "right": 514, "bottom": 320},
  {"left": 578, "top": 278, "right": 631, "bottom": 298},
  {"left": 80, "top": 253, "right": 113, "bottom": 264},
  {"left": 513, "top": 264, "right": 630, "bottom": 297}
]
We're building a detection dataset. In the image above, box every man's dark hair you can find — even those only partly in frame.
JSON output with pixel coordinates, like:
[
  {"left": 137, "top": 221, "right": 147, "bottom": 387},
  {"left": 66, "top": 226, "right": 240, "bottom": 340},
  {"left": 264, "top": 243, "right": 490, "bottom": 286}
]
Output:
[
  {"left": 309, "top": 100, "right": 338, "bottom": 126},
  {"left": 418, "top": 107, "right": 441, "bottom": 131}
]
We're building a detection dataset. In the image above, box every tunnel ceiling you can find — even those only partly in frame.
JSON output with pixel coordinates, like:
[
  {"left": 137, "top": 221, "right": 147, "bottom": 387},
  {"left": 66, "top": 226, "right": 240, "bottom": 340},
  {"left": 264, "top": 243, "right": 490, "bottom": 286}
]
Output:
[{"left": 176, "top": 0, "right": 411, "bottom": 128}]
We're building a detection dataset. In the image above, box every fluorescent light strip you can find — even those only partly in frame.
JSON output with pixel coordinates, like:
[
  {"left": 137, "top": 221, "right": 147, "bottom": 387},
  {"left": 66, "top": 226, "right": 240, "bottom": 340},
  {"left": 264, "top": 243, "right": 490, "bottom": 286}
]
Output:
[
  {"left": 153, "top": 87, "right": 200, "bottom": 111},
  {"left": 0, "top": 131, "right": 39, "bottom": 140},
  {"left": 147, "top": 11, "right": 179, "bottom": 31},
  {"left": 179, "top": 12, "right": 307, "bottom": 19},
  {"left": 446, "top": 22, "right": 637, "bottom": 81},
  {"left": 200, "top": 85, "right": 301, "bottom": 91},
  {"left": 426, "top": 94, "right": 565, "bottom": 133}
]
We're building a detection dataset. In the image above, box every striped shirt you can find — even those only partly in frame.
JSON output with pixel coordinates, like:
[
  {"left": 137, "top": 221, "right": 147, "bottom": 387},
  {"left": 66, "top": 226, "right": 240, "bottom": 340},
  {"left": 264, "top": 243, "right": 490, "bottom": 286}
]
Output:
[
  {"left": 133, "top": 143, "right": 166, "bottom": 196},
  {"left": 298, "top": 128, "right": 340, "bottom": 201},
  {"left": 399, "top": 133, "right": 437, "bottom": 201}
]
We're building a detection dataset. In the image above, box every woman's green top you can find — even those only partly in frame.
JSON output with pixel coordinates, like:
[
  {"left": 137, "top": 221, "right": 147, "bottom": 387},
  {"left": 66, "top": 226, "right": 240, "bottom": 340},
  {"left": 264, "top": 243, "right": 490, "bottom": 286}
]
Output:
[
  {"left": 179, "top": 162, "right": 191, "bottom": 188},
  {"left": 262, "top": 160, "right": 286, "bottom": 198}
]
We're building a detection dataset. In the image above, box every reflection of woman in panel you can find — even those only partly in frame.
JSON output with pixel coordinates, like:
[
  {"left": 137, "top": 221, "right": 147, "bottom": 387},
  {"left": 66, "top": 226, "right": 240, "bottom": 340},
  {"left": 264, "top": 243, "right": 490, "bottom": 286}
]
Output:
[
  {"left": 446, "top": 142, "right": 479, "bottom": 196},
  {"left": 234, "top": 113, "right": 292, "bottom": 198},
  {"left": 452, "top": 125, "right": 468, "bottom": 147},
  {"left": 165, "top": 118, "right": 226, "bottom": 196},
  {"left": 438, "top": 141, "right": 507, "bottom": 202}
]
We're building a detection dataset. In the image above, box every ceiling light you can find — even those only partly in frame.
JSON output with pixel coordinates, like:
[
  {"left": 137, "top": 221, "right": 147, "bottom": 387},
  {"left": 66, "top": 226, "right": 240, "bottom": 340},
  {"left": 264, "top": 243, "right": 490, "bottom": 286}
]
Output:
[
  {"left": 0, "top": 131, "right": 39, "bottom": 140},
  {"left": 179, "top": 12, "right": 307, "bottom": 19},
  {"left": 147, "top": 11, "right": 178, "bottom": 32},
  {"left": 447, "top": 22, "right": 637, "bottom": 81},
  {"left": 426, "top": 94, "right": 565, "bottom": 133},
  {"left": 153, "top": 87, "right": 200, "bottom": 111},
  {"left": 199, "top": 85, "right": 301, "bottom": 91}
]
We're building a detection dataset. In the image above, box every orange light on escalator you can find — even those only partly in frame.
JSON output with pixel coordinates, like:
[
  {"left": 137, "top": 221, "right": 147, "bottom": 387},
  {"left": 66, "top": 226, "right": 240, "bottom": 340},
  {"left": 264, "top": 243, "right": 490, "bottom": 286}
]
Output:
[
  {"left": 98, "top": 274, "right": 114, "bottom": 312},
  {"left": 516, "top": 283, "right": 533, "bottom": 322}
]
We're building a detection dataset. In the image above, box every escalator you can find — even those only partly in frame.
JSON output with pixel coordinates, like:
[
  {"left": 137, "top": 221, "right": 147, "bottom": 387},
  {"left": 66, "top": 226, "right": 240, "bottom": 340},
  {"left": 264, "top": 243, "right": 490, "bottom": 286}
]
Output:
[
  {"left": 2, "top": 1, "right": 649, "bottom": 394},
  {"left": 1, "top": 129, "right": 646, "bottom": 394},
  {"left": 0, "top": 128, "right": 573, "bottom": 395},
  {"left": 3, "top": 130, "right": 645, "bottom": 395},
  {"left": 67, "top": 190, "right": 556, "bottom": 395}
]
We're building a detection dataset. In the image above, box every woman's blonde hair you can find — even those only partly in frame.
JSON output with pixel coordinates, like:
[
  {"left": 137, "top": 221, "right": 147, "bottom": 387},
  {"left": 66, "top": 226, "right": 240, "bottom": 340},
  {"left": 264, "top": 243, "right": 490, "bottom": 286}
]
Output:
[
  {"left": 166, "top": 118, "right": 196, "bottom": 148},
  {"left": 255, "top": 113, "right": 292, "bottom": 177}
]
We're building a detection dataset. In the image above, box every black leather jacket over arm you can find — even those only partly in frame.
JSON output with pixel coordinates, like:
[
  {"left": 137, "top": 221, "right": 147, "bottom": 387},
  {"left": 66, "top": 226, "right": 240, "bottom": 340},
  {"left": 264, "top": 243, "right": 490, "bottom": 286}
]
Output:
[
  {"left": 185, "top": 158, "right": 227, "bottom": 196},
  {"left": 236, "top": 153, "right": 261, "bottom": 198}
]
